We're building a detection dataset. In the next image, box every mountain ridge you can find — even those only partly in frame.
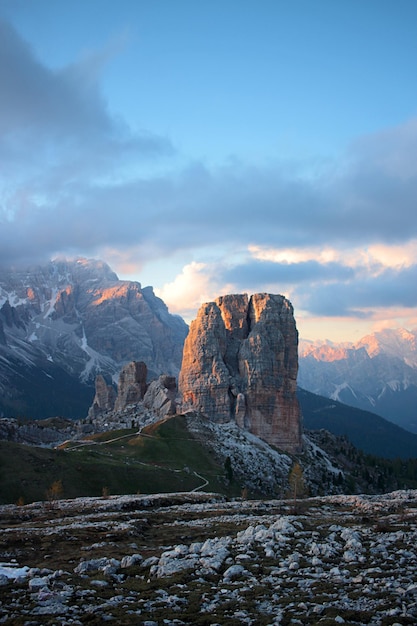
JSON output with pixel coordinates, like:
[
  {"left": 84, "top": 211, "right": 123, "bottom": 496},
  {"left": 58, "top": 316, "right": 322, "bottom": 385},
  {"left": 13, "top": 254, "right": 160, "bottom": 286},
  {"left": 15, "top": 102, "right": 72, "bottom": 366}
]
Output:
[
  {"left": 298, "top": 327, "right": 417, "bottom": 433},
  {"left": 297, "top": 386, "right": 417, "bottom": 459},
  {"left": 0, "top": 258, "right": 188, "bottom": 419},
  {"left": 1, "top": 256, "right": 416, "bottom": 465}
]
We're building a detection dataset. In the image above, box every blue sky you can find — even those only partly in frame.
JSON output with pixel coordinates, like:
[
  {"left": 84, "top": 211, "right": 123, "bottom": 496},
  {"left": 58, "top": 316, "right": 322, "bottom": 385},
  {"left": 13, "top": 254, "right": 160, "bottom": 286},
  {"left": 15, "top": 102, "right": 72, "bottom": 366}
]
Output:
[{"left": 1, "top": 0, "right": 417, "bottom": 341}]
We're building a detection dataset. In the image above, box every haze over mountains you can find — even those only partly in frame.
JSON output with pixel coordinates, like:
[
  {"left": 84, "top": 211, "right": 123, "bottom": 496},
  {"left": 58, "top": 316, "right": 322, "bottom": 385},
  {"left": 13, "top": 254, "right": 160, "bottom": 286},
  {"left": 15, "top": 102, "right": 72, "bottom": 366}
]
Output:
[
  {"left": 0, "top": 258, "right": 187, "bottom": 419},
  {"left": 299, "top": 329, "right": 417, "bottom": 434},
  {"left": 1, "top": 256, "right": 416, "bottom": 452}
]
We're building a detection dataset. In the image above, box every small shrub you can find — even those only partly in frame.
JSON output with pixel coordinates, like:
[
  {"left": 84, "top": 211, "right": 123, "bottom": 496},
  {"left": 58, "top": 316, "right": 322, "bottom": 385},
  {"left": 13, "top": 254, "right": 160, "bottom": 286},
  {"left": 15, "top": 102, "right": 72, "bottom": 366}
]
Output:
[{"left": 45, "top": 479, "right": 64, "bottom": 507}]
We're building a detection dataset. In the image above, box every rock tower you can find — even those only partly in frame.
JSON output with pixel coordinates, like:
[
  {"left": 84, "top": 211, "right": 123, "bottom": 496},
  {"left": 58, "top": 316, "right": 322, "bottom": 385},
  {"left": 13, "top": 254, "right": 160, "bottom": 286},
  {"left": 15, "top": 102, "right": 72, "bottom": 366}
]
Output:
[{"left": 179, "top": 293, "right": 302, "bottom": 453}]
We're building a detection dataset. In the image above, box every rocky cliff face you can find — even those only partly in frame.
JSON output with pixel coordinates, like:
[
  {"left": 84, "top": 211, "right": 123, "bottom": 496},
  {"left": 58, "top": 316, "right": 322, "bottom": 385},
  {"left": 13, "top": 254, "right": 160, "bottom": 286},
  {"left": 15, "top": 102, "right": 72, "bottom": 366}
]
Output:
[
  {"left": 0, "top": 258, "right": 188, "bottom": 420},
  {"left": 179, "top": 293, "right": 302, "bottom": 453},
  {"left": 87, "top": 362, "right": 177, "bottom": 429},
  {"left": 114, "top": 361, "right": 148, "bottom": 413}
]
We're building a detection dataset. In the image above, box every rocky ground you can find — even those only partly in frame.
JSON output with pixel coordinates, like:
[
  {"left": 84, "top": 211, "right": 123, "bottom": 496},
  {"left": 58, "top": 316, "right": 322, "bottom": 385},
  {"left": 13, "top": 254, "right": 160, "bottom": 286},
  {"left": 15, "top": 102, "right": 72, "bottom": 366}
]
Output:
[{"left": 1, "top": 490, "right": 417, "bottom": 625}]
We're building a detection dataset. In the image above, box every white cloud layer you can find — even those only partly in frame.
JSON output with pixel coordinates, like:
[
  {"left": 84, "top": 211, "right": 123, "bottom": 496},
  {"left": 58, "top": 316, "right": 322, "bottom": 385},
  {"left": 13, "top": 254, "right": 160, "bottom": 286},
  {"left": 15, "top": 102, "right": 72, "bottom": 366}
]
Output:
[{"left": 155, "top": 262, "right": 219, "bottom": 322}]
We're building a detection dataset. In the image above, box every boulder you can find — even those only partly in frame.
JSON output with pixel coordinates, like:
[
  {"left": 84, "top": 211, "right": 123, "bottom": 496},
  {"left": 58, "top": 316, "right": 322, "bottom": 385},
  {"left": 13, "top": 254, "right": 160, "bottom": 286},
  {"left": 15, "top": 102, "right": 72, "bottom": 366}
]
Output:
[{"left": 144, "top": 375, "right": 177, "bottom": 418}]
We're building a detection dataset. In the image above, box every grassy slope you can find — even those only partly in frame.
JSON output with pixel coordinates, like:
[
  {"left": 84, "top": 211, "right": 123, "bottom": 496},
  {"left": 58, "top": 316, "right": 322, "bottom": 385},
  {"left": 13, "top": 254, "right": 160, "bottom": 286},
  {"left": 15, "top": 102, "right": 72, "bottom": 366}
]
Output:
[{"left": 0, "top": 415, "right": 236, "bottom": 505}]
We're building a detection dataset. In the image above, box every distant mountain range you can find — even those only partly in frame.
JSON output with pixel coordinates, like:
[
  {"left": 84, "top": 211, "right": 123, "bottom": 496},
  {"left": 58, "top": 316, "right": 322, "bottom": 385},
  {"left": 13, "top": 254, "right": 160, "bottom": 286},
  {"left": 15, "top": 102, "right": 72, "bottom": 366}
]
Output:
[
  {"left": 1, "top": 257, "right": 417, "bottom": 462},
  {"left": 298, "top": 328, "right": 417, "bottom": 434},
  {"left": 0, "top": 258, "right": 188, "bottom": 419},
  {"left": 298, "top": 387, "right": 417, "bottom": 459}
]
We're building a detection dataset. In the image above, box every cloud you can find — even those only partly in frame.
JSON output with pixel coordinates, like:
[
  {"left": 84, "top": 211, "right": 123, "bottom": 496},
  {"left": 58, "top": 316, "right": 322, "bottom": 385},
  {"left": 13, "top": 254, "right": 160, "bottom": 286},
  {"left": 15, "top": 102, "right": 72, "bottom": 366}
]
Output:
[
  {"left": 296, "top": 264, "right": 417, "bottom": 317},
  {"left": 1, "top": 17, "right": 417, "bottom": 339},
  {"left": 0, "top": 19, "right": 106, "bottom": 140},
  {"left": 0, "top": 20, "right": 171, "bottom": 154},
  {"left": 156, "top": 243, "right": 417, "bottom": 326},
  {"left": 0, "top": 18, "right": 173, "bottom": 262},
  {"left": 155, "top": 262, "right": 221, "bottom": 321},
  {"left": 219, "top": 259, "right": 355, "bottom": 291},
  {"left": 349, "top": 118, "right": 417, "bottom": 181},
  {"left": 3, "top": 104, "right": 417, "bottom": 268},
  {"left": 2, "top": 58, "right": 417, "bottom": 266}
]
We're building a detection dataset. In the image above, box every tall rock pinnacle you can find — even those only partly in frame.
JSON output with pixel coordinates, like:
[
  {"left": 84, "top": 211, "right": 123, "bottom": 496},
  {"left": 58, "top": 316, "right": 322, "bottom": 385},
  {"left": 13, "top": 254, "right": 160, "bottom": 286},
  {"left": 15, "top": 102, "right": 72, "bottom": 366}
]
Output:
[{"left": 179, "top": 293, "right": 302, "bottom": 453}]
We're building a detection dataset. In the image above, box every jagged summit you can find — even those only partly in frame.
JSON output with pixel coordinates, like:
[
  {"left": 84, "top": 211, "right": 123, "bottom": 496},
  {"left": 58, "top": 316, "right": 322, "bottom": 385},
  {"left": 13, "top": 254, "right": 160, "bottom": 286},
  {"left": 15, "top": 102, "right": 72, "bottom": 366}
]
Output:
[
  {"left": 179, "top": 293, "right": 302, "bottom": 453},
  {"left": 298, "top": 327, "right": 417, "bottom": 433},
  {"left": 0, "top": 258, "right": 188, "bottom": 419},
  {"left": 0, "top": 257, "right": 119, "bottom": 298},
  {"left": 357, "top": 327, "right": 417, "bottom": 366}
]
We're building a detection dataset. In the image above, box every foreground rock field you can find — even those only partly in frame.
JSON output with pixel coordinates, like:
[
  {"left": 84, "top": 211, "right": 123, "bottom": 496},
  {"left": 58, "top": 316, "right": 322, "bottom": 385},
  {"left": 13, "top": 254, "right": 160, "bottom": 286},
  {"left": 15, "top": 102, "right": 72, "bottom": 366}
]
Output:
[{"left": 1, "top": 490, "right": 417, "bottom": 625}]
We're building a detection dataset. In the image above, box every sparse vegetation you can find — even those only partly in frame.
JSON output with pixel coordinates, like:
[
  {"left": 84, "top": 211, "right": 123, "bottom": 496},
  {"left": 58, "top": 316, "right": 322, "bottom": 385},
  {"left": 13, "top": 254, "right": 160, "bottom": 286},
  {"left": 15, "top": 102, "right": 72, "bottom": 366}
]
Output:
[
  {"left": 287, "top": 461, "right": 307, "bottom": 510},
  {"left": 0, "top": 417, "right": 241, "bottom": 505},
  {"left": 45, "top": 478, "right": 64, "bottom": 503},
  {"left": 2, "top": 415, "right": 417, "bottom": 506},
  {"left": 1, "top": 490, "right": 417, "bottom": 624}
]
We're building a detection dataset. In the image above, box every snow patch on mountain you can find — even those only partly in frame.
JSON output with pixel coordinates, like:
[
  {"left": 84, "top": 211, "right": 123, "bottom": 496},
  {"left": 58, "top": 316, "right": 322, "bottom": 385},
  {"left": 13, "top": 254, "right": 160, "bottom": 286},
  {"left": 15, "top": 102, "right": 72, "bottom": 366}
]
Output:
[
  {"left": 0, "top": 258, "right": 188, "bottom": 420},
  {"left": 42, "top": 288, "right": 58, "bottom": 318},
  {"left": 79, "top": 328, "right": 116, "bottom": 383},
  {"left": 329, "top": 382, "right": 358, "bottom": 402},
  {"left": 299, "top": 327, "right": 417, "bottom": 434},
  {"left": 0, "top": 290, "right": 27, "bottom": 308}
]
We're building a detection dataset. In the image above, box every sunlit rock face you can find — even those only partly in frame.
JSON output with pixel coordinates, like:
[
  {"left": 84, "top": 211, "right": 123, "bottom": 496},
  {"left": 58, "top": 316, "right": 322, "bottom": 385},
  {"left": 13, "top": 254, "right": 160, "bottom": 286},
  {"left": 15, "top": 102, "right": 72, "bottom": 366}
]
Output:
[
  {"left": 0, "top": 258, "right": 188, "bottom": 419},
  {"left": 179, "top": 293, "right": 302, "bottom": 453}
]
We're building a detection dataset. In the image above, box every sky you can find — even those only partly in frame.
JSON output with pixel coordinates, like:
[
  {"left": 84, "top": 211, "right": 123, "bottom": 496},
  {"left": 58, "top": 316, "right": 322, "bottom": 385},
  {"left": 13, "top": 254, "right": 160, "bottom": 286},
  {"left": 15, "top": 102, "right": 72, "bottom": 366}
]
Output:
[{"left": 0, "top": 0, "right": 417, "bottom": 342}]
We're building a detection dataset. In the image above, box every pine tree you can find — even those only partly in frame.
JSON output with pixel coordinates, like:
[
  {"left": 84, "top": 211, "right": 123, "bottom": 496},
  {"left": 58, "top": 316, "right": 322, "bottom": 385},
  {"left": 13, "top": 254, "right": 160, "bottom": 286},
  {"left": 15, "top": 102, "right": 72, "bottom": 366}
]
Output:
[{"left": 288, "top": 462, "right": 306, "bottom": 509}]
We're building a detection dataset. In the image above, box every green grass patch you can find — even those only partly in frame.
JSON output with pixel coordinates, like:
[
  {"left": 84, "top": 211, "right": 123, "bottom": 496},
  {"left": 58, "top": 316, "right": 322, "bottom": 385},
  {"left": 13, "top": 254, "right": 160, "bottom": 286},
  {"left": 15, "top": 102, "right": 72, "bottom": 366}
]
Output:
[{"left": 0, "top": 415, "right": 239, "bottom": 504}]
